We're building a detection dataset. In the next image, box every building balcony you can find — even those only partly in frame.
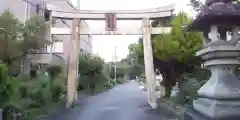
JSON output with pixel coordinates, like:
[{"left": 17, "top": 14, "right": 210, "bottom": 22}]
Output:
[{"left": 26, "top": 51, "right": 64, "bottom": 66}]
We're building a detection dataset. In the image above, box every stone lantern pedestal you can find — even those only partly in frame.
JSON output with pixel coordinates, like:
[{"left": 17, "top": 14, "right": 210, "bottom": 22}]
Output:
[
  {"left": 183, "top": 0, "right": 240, "bottom": 119},
  {"left": 190, "top": 45, "right": 240, "bottom": 119},
  {"left": 184, "top": 45, "right": 240, "bottom": 120}
]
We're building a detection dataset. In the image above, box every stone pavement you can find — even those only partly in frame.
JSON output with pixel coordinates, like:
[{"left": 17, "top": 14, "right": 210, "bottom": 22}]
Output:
[{"left": 44, "top": 81, "right": 177, "bottom": 120}]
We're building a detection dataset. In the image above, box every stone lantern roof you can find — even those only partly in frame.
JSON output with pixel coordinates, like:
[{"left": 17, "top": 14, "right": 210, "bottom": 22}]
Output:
[{"left": 187, "top": 2, "right": 240, "bottom": 31}]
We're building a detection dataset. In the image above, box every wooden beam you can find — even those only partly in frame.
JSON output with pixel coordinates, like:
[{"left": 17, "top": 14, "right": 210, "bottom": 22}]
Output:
[
  {"left": 51, "top": 11, "right": 173, "bottom": 20},
  {"left": 51, "top": 27, "right": 171, "bottom": 35},
  {"left": 46, "top": 4, "right": 174, "bottom": 20}
]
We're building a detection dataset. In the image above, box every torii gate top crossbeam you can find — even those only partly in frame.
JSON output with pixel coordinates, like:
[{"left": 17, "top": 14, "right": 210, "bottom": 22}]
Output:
[{"left": 46, "top": 3, "right": 175, "bottom": 20}]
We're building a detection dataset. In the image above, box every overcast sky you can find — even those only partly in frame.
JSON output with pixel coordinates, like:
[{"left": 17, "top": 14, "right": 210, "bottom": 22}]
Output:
[{"left": 69, "top": 0, "right": 198, "bottom": 62}]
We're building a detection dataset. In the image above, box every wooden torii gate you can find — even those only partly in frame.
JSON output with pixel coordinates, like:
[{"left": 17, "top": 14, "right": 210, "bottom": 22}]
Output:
[{"left": 47, "top": 4, "right": 174, "bottom": 108}]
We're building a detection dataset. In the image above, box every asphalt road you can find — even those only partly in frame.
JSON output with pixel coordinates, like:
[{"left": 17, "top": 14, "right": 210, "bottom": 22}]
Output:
[{"left": 45, "top": 81, "right": 176, "bottom": 120}]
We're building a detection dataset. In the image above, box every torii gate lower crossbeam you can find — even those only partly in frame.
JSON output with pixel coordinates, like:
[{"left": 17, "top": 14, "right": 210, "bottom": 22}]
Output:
[{"left": 48, "top": 4, "right": 174, "bottom": 109}]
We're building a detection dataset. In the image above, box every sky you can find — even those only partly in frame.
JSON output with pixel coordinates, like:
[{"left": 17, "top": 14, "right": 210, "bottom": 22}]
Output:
[{"left": 69, "top": 0, "right": 197, "bottom": 62}]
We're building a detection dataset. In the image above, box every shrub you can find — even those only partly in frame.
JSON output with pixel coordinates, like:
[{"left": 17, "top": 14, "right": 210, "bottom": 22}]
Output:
[
  {"left": 169, "top": 69, "right": 210, "bottom": 106},
  {"left": 28, "top": 74, "right": 51, "bottom": 107},
  {"left": 116, "top": 78, "right": 125, "bottom": 84},
  {"left": 46, "top": 65, "right": 62, "bottom": 80},
  {"left": 110, "top": 67, "right": 127, "bottom": 79},
  {"left": 128, "top": 64, "right": 144, "bottom": 79},
  {"left": 19, "top": 85, "right": 28, "bottom": 98},
  {"left": 78, "top": 84, "right": 84, "bottom": 90},
  {"left": 0, "top": 62, "right": 16, "bottom": 108},
  {"left": 78, "top": 53, "right": 104, "bottom": 75},
  {"left": 78, "top": 53, "right": 106, "bottom": 92},
  {"left": 104, "top": 82, "right": 114, "bottom": 89},
  {"left": 28, "top": 88, "right": 44, "bottom": 107},
  {"left": 2, "top": 103, "right": 23, "bottom": 120},
  {"left": 30, "top": 69, "right": 37, "bottom": 78},
  {"left": 51, "top": 84, "right": 64, "bottom": 102},
  {"left": 109, "top": 79, "right": 116, "bottom": 86}
]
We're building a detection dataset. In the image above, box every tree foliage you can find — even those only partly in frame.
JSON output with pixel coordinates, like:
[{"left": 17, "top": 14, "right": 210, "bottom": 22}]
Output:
[
  {"left": 0, "top": 62, "right": 18, "bottom": 108},
  {"left": 189, "top": 0, "right": 240, "bottom": 12},
  {"left": 188, "top": 0, "right": 202, "bottom": 12},
  {"left": 0, "top": 9, "right": 48, "bottom": 66},
  {"left": 152, "top": 12, "right": 202, "bottom": 97},
  {"left": 126, "top": 38, "right": 144, "bottom": 65},
  {"left": 152, "top": 12, "right": 202, "bottom": 62},
  {"left": 78, "top": 53, "right": 105, "bottom": 93},
  {"left": 125, "top": 12, "right": 203, "bottom": 97},
  {"left": 78, "top": 53, "right": 104, "bottom": 75},
  {"left": 46, "top": 65, "right": 62, "bottom": 80}
]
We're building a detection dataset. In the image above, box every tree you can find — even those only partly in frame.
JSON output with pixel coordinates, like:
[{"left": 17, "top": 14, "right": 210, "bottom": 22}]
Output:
[
  {"left": 124, "top": 12, "right": 202, "bottom": 99},
  {"left": 124, "top": 38, "right": 145, "bottom": 78},
  {"left": 22, "top": 14, "right": 49, "bottom": 55},
  {"left": 78, "top": 53, "right": 105, "bottom": 94},
  {"left": 0, "top": 9, "right": 48, "bottom": 66},
  {"left": 152, "top": 12, "right": 202, "bottom": 98},
  {"left": 188, "top": 0, "right": 202, "bottom": 12},
  {"left": 127, "top": 38, "right": 144, "bottom": 65}
]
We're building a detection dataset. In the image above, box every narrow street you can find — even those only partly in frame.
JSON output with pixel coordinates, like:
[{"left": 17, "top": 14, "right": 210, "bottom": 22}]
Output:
[{"left": 45, "top": 81, "right": 176, "bottom": 120}]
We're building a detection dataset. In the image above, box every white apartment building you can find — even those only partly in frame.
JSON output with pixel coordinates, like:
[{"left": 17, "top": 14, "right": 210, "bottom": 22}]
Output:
[{"left": 0, "top": 0, "right": 92, "bottom": 74}]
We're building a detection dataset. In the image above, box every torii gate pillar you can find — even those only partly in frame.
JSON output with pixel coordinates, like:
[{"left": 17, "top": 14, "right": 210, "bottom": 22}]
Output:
[
  {"left": 66, "top": 19, "right": 80, "bottom": 108},
  {"left": 142, "top": 17, "right": 157, "bottom": 109}
]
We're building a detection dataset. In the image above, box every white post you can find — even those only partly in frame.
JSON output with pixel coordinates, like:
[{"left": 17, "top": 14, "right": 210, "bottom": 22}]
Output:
[
  {"left": 0, "top": 108, "right": 2, "bottom": 120},
  {"left": 49, "top": 12, "right": 53, "bottom": 61},
  {"left": 77, "top": 0, "right": 80, "bottom": 9},
  {"left": 142, "top": 17, "right": 157, "bottom": 109},
  {"left": 66, "top": 19, "right": 80, "bottom": 108}
]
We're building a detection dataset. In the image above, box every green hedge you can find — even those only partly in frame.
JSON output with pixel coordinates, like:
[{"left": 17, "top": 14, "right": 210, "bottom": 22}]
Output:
[{"left": 0, "top": 61, "right": 66, "bottom": 120}]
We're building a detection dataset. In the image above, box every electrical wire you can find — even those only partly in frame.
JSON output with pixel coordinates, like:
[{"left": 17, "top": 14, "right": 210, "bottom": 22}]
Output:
[{"left": 20, "top": 0, "right": 93, "bottom": 49}]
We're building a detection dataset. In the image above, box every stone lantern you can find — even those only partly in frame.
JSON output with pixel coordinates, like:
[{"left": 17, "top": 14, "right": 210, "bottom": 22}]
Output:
[{"left": 185, "top": 0, "right": 240, "bottom": 119}]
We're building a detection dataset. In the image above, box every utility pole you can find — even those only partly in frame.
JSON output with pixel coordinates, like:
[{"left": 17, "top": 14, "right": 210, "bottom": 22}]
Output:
[{"left": 76, "top": 0, "right": 80, "bottom": 9}]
